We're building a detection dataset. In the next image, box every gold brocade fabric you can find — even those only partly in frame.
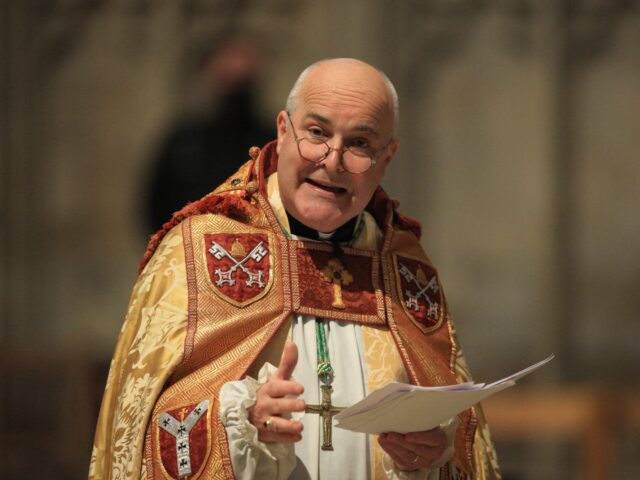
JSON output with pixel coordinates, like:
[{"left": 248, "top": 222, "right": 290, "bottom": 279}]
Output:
[
  {"left": 89, "top": 226, "right": 190, "bottom": 480},
  {"left": 449, "top": 322, "right": 503, "bottom": 479},
  {"left": 89, "top": 142, "right": 502, "bottom": 479},
  {"left": 361, "top": 325, "right": 410, "bottom": 478}
]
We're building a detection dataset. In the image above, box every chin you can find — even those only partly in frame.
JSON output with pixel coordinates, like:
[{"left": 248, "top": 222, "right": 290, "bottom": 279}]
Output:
[
  {"left": 299, "top": 216, "right": 344, "bottom": 233},
  {"left": 295, "top": 206, "right": 347, "bottom": 233}
]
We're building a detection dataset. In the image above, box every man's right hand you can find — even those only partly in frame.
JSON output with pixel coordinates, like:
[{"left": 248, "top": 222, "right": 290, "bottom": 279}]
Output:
[{"left": 248, "top": 340, "right": 305, "bottom": 443}]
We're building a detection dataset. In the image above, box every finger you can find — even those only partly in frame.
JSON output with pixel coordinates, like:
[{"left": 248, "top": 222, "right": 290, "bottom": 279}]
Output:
[
  {"left": 384, "top": 431, "right": 444, "bottom": 450},
  {"left": 259, "top": 416, "right": 304, "bottom": 437},
  {"left": 262, "top": 396, "right": 306, "bottom": 415},
  {"left": 405, "top": 428, "right": 447, "bottom": 447},
  {"left": 262, "top": 379, "right": 304, "bottom": 397},
  {"left": 378, "top": 437, "right": 420, "bottom": 471},
  {"left": 261, "top": 431, "right": 303, "bottom": 444},
  {"left": 249, "top": 384, "right": 304, "bottom": 427},
  {"left": 274, "top": 340, "right": 298, "bottom": 380},
  {"left": 381, "top": 432, "right": 406, "bottom": 444},
  {"left": 381, "top": 432, "right": 414, "bottom": 449},
  {"left": 381, "top": 432, "right": 445, "bottom": 463},
  {"left": 378, "top": 434, "right": 411, "bottom": 458}
]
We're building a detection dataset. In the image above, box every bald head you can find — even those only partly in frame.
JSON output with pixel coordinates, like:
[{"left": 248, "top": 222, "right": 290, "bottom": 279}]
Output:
[
  {"left": 285, "top": 58, "right": 399, "bottom": 136},
  {"left": 275, "top": 58, "right": 399, "bottom": 232}
]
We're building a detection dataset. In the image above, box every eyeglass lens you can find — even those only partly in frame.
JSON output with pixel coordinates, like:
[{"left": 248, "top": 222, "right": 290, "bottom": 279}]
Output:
[{"left": 297, "top": 138, "right": 372, "bottom": 174}]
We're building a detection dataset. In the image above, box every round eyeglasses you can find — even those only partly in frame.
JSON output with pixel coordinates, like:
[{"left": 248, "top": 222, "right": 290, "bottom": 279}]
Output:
[{"left": 286, "top": 112, "right": 392, "bottom": 174}]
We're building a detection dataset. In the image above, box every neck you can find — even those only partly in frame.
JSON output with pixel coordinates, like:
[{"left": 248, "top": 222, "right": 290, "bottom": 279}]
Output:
[{"left": 286, "top": 213, "right": 358, "bottom": 243}]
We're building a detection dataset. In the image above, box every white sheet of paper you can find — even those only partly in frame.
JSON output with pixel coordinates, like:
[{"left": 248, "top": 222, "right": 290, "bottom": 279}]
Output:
[{"left": 334, "top": 354, "right": 554, "bottom": 434}]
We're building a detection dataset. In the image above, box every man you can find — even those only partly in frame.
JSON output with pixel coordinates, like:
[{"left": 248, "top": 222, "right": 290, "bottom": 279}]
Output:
[{"left": 90, "top": 58, "right": 501, "bottom": 479}]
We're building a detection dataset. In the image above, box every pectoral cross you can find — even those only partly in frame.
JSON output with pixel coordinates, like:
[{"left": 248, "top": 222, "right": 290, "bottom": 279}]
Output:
[
  {"left": 321, "top": 258, "right": 354, "bottom": 309},
  {"left": 305, "top": 385, "right": 345, "bottom": 450}
]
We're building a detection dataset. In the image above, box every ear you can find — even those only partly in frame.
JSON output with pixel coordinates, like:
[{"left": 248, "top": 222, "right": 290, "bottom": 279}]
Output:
[
  {"left": 276, "top": 111, "right": 288, "bottom": 155},
  {"left": 382, "top": 139, "right": 399, "bottom": 167},
  {"left": 376, "top": 139, "right": 398, "bottom": 180}
]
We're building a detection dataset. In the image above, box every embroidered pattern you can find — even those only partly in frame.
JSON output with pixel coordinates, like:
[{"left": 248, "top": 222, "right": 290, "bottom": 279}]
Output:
[
  {"left": 158, "top": 400, "right": 209, "bottom": 478},
  {"left": 394, "top": 255, "right": 445, "bottom": 333},
  {"left": 89, "top": 228, "right": 188, "bottom": 480},
  {"left": 320, "top": 258, "right": 354, "bottom": 309},
  {"left": 209, "top": 239, "right": 267, "bottom": 288},
  {"left": 294, "top": 243, "right": 385, "bottom": 324},
  {"left": 399, "top": 262, "right": 440, "bottom": 318},
  {"left": 204, "top": 233, "right": 273, "bottom": 307}
]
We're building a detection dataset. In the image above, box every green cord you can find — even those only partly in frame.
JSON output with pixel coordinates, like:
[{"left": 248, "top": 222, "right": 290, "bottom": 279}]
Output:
[{"left": 315, "top": 320, "right": 334, "bottom": 386}]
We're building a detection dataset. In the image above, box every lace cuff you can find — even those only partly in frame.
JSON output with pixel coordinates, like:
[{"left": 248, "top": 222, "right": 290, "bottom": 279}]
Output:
[{"left": 219, "top": 363, "right": 295, "bottom": 479}]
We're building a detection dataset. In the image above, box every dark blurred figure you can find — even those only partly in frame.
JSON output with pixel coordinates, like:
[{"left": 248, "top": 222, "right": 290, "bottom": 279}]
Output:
[{"left": 145, "top": 34, "right": 275, "bottom": 234}]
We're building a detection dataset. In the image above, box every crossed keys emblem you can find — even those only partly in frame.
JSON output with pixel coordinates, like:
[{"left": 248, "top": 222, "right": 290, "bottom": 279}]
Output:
[
  {"left": 398, "top": 261, "right": 441, "bottom": 326},
  {"left": 204, "top": 233, "right": 272, "bottom": 307},
  {"left": 209, "top": 238, "right": 268, "bottom": 288}
]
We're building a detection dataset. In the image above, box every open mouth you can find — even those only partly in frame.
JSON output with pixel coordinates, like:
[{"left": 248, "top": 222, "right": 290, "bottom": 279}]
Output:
[{"left": 305, "top": 178, "right": 347, "bottom": 194}]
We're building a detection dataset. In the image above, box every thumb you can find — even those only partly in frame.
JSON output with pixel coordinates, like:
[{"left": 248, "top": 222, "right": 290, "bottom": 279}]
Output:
[{"left": 274, "top": 340, "right": 298, "bottom": 380}]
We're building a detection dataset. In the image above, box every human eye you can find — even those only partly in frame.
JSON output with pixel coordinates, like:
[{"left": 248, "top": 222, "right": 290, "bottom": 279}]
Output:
[
  {"left": 348, "top": 137, "right": 372, "bottom": 151},
  {"left": 306, "top": 126, "right": 326, "bottom": 138}
]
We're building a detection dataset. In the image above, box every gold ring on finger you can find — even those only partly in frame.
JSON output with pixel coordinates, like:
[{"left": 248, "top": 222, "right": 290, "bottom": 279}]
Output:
[{"left": 263, "top": 416, "right": 273, "bottom": 430}]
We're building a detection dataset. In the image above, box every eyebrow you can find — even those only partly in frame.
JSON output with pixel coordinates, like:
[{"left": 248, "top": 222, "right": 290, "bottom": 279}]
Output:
[
  {"left": 353, "top": 125, "right": 380, "bottom": 138},
  {"left": 304, "top": 112, "right": 330, "bottom": 124},
  {"left": 303, "top": 111, "right": 381, "bottom": 138}
]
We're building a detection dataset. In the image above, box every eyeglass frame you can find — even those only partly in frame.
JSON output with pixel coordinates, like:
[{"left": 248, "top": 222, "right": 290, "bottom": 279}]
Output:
[{"left": 285, "top": 111, "right": 394, "bottom": 174}]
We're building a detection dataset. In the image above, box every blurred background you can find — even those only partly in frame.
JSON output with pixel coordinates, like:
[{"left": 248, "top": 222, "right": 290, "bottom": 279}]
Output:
[{"left": 1, "top": 1, "right": 639, "bottom": 479}]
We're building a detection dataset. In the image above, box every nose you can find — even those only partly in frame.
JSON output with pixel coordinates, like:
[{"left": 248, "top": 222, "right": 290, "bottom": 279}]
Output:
[{"left": 320, "top": 143, "right": 346, "bottom": 173}]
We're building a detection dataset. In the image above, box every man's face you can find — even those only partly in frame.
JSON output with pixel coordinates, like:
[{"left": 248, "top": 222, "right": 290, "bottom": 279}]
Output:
[{"left": 276, "top": 61, "right": 398, "bottom": 233}]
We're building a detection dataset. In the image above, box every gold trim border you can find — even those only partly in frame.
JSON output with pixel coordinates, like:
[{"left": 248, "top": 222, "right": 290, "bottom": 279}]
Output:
[
  {"left": 183, "top": 218, "right": 199, "bottom": 365},
  {"left": 380, "top": 245, "right": 419, "bottom": 383}
]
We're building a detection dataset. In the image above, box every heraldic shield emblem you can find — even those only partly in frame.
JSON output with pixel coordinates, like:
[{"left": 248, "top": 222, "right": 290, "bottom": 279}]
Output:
[
  {"left": 157, "top": 400, "right": 210, "bottom": 480},
  {"left": 204, "top": 233, "right": 273, "bottom": 307},
  {"left": 394, "top": 254, "right": 445, "bottom": 333}
]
